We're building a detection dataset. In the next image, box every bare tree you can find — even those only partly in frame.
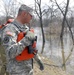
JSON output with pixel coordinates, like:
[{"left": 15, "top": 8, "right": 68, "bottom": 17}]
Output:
[
  {"left": 1, "top": 0, "right": 23, "bottom": 21},
  {"left": 54, "top": 0, "right": 73, "bottom": 43},
  {"left": 54, "top": 0, "right": 71, "bottom": 70},
  {"left": 34, "top": 0, "right": 45, "bottom": 54}
]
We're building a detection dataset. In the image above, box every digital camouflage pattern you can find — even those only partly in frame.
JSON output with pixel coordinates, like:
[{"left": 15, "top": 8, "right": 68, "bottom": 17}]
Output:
[
  {"left": 0, "top": 27, "right": 9, "bottom": 75},
  {"left": 0, "top": 20, "right": 44, "bottom": 75}
]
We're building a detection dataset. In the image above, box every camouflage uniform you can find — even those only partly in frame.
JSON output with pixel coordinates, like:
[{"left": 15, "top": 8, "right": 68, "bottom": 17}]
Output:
[{"left": 1, "top": 20, "right": 36, "bottom": 75}]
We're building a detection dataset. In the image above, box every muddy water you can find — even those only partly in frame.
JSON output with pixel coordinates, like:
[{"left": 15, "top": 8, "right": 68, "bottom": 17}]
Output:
[{"left": 34, "top": 27, "right": 74, "bottom": 75}]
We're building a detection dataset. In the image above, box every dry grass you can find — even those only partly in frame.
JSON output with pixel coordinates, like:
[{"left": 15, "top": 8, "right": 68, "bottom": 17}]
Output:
[
  {"left": 34, "top": 55, "right": 70, "bottom": 75},
  {"left": 0, "top": 45, "right": 70, "bottom": 75}
]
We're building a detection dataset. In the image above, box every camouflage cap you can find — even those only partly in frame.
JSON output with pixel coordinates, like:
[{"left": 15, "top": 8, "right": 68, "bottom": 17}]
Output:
[{"left": 19, "top": 4, "right": 33, "bottom": 14}]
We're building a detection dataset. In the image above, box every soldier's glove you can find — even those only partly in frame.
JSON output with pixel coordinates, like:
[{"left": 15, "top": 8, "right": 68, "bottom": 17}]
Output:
[
  {"left": 38, "top": 60, "right": 44, "bottom": 71},
  {"left": 28, "top": 45, "right": 34, "bottom": 54},
  {"left": 19, "top": 31, "right": 35, "bottom": 48},
  {"left": 34, "top": 54, "right": 44, "bottom": 71},
  {"left": 25, "top": 31, "right": 35, "bottom": 41}
]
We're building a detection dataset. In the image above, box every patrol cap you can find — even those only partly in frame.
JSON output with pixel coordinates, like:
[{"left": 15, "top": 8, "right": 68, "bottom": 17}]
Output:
[{"left": 19, "top": 4, "right": 33, "bottom": 15}]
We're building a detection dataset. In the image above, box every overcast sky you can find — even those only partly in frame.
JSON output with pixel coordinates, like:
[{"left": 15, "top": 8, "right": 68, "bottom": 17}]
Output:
[
  {"left": 0, "top": 0, "right": 74, "bottom": 16},
  {"left": 2, "top": 0, "right": 74, "bottom": 7},
  {"left": 17, "top": 0, "right": 74, "bottom": 7}
]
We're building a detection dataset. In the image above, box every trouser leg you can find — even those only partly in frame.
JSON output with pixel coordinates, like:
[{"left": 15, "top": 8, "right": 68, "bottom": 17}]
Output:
[{"left": 9, "top": 69, "right": 33, "bottom": 75}]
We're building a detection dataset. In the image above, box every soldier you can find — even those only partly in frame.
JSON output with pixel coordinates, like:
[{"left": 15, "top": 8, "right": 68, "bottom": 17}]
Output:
[
  {"left": 1, "top": 4, "right": 44, "bottom": 75},
  {"left": 0, "top": 18, "right": 14, "bottom": 75}
]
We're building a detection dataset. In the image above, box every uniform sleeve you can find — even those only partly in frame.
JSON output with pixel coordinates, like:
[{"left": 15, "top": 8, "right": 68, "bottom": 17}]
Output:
[
  {"left": 34, "top": 54, "right": 44, "bottom": 70},
  {"left": 2, "top": 25, "right": 32, "bottom": 59}
]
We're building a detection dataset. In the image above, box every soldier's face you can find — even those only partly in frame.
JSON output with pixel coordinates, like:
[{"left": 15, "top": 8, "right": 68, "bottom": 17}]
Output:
[{"left": 23, "top": 12, "right": 32, "bottom": 24}]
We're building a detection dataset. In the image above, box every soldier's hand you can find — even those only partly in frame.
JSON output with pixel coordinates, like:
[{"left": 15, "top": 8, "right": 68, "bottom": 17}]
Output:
[
  {"left": 40, "top": 64, "right": 44, "bottom": 70},
  {"left": 39, "top": 60, "right": 44, "bottom": 71},
  {"left": 25, "top": 31, "right": 35, "bottom": 40},
  {"left": 34, "top": 54, "right": 44, "bottom": 71}
]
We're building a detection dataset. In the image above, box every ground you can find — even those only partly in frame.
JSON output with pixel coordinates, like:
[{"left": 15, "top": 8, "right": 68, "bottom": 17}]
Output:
[
  {"left": 0, "top": 45, "right": 71, "bottom": 75},
  {"left": 0, "top": 54, "right": 71, "bottom": 75},
  {"left": 33, "top": 54, "right": 70, "bottom": 75}
]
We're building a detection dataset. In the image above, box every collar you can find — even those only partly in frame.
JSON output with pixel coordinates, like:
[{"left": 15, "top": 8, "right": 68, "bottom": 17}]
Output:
[{"left": 12, "top": 20, "right": 29, "bottom": 32}]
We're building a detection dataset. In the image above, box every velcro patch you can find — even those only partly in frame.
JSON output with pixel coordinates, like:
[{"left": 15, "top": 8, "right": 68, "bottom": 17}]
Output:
[
  {"left": 6, "top": 31, "right": 14, "bottom": 36},
  {"left": 3, "top": 36, "right": 10, "bottom": 44}
]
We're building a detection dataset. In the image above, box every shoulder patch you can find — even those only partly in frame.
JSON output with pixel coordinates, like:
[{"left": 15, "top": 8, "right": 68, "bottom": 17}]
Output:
[
  {"left": 3, "top": 36, "right": 10, "bottom": 44},
  {"left": 6, "top": 31, "right": 15, "bottom": 36}
]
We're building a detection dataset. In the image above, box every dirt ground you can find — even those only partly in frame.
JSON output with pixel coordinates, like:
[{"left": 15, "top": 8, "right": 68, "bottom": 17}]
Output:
[
  {"left": 0, "top": 44, "right": 71, "bottom": 75},
  {"left": 33, "top": 55, "right": 70, "bottom": 75}
]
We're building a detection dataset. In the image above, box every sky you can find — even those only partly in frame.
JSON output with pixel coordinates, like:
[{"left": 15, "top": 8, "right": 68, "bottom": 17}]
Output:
[
  {"left": 24, "top": 0, "right": 49, "bottom": 6},
  {"left": 17, "top": 0, "right": 74, "bottom": 7},
  {"left": 0, "top": 0, "right": 74, "bottom": 16},
  {"left": 3, "top": 0, "right": 74, "bottom": 7}
]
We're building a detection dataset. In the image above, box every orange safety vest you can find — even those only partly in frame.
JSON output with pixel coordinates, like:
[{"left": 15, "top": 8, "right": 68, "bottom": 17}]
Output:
[
  {"left": 16, "top": 29, "right": 37, "bottom": 61},
  {"left": 0, "top": 19, "right": 14, "bottom": 29},
  {"left": 0, "top": 21, "right": 37, "bottom": 61}
]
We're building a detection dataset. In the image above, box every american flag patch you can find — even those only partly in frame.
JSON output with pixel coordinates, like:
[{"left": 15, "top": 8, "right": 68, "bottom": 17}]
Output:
[{"left": 6, "top": 31, "right": 13, "bottom": 36}]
